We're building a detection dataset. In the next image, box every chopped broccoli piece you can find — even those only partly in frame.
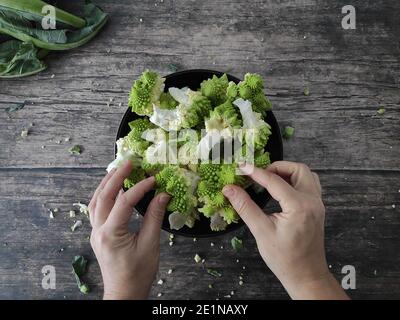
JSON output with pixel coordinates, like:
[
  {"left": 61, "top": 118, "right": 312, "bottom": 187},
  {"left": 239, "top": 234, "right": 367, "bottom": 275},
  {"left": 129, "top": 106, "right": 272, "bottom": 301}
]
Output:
[
  {"left": 377, "top": 107, "right": 385, "bottom": 115},
  {"left": 200, "top": 74, "right": 229, "bottom": 105},
  {"left": 231, "top": 236, "right": 243, "bottom": 250},
  {"left": 128, "top": 70, "right": 165, "bottom": 116},
  {"left": 283, "top": 126, "right": 295, "bottom": 140}
]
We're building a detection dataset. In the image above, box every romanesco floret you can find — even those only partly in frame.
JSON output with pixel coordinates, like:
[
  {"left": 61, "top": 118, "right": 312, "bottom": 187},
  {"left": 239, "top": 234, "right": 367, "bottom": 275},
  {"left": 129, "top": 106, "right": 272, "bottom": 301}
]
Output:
[
  {"left": 234, "top": 98, "right": 272, "bottom": 151},
  {"left": 124, "top": 168, "right": 146, "bottom": 189},
  {"left": 237, "top": 73, "right": 272, "bottom": 116},
  {"left": 155, "top": 166, "right": 200, "bottom": 229},
  {"left": 126, "top": 118, "right": 155, "bottom": 156},
  {"left": 128, "top": 70, "right": 165, "bottom": 116},
  {"left": 200, "top": 74, "right": 229, "bottom": 105},
  {"left": 159, "top": 92, "right": 178, "bottom": 109},
  {"left": 197, "top": 163, "right": 245, "bottom": 226}
]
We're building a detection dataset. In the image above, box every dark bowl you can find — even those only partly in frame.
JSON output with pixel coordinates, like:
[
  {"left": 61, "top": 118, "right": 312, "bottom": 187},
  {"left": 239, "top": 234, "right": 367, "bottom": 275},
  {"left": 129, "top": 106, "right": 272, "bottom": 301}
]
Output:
[{"left": 116, "top": 69, "right": 283, "bottom": 238}]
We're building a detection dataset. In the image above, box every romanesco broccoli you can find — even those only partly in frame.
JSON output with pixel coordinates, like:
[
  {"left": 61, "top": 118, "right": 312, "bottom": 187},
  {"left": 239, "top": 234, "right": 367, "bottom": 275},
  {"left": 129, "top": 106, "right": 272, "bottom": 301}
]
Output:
[{"left": 128, "top": 70, "right": 165, "bottom": 116}]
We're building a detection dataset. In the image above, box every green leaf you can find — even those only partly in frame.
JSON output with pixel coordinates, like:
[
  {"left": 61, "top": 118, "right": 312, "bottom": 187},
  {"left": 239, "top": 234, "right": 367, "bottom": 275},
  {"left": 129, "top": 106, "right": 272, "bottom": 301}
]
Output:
[
  {"left": 72, "top": 255, "right": 90, "bottom": 294},
  {"left": 283, "top": 126, "right": 295, "bottom": 140},
  {"left": 206, "top": 268, "right": 222, "bottom": 277},
  {"left": 231, "top": 236, "right": 243, "bottom": 251},
  {"left": 6, "top": 101, "right": 25, "bottom": 112},
  {"left": 0, "top": 2, "right": 108, "bottom": 50},
  {"left": 0, "top": 40, "right": 47, "bottom": 78},
  {"left": 0, "top": 0, "right": 86, "bottom": 28}
]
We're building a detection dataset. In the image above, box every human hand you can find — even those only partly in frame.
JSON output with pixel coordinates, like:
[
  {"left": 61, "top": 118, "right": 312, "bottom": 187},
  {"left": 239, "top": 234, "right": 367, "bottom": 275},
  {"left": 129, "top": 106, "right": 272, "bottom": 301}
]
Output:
[
  {"left": 89, "top": 161, "right": 170, "bottom": 300},
  {"left": 222, "top": 161, "right": 348, "bottom": 300}
]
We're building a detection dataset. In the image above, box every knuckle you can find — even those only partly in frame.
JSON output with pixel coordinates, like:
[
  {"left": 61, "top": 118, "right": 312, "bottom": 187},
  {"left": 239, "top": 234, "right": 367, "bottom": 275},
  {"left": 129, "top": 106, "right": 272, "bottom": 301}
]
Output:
[
  {"left": 97, "top": 190, "right": 110, "bottom": 204},
  {"left": 94, "top": 229, "right": 109, "bottom": 247},
  {"left": 298, "top": 163, "right": 310, "bottom": 172}
]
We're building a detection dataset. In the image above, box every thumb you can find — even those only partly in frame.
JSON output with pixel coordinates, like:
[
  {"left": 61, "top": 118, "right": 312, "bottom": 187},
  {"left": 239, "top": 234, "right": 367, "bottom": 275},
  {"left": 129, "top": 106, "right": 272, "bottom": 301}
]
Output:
[
  {"left": 138, "top": 193, "right": 170, "bottom": 248},
  {"left": 223, "top": 185, "right": 274, "bottom": 238}
]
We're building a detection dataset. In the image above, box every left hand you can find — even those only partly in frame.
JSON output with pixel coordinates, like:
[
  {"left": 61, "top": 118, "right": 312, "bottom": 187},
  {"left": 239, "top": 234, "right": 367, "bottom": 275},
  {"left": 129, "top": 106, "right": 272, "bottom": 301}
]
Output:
[{"left": 88, "top": 160, "right": 170, "bottom": 299}]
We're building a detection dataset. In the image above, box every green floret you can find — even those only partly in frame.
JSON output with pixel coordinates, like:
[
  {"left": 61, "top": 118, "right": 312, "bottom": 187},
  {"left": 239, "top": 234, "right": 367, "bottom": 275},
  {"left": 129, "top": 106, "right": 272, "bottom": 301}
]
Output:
[
  {"left": 155, "top": 166, "right": 199, "bottom": 217},
  {"left": 159, "top": 92, "right": 178, "bottom": 109},
  {"left": 234, "top": 98, "right": 272, "bottom": 151},
  {"left": 254, "top": 150, "right": 271, "bottom": 168},
  {"left": 179, "top": 91, "right": 212, "bottom": 129},
  {"left": 197, "top": 163, "right": 245, "bottom": 225},
  {"left": 124, "top": 168, "right": 146, "bottom": 189},
  {"left": 226, "top": 81, "right": 239, "bottom": 100},
  {"left": 238, "top": 73, "right": 272, "bottom": 116},
  {"left": 126, "top": 118, "right": 156, "bottom": 156},
  {"left": 205, "top": 100, "right": 242, "bottom": 132},
  {"left": 128, "top": 70, "right": 165, "bottom": 116},
  {"left": 200, "top": 74, "right": 229, "bottom": 105}
]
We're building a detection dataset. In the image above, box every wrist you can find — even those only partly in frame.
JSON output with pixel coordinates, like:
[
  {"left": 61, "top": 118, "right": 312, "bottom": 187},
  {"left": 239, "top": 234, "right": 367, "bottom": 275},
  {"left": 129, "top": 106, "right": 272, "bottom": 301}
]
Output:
[{"left": 281, "top": 271, "right": 349, "bottom": 300}]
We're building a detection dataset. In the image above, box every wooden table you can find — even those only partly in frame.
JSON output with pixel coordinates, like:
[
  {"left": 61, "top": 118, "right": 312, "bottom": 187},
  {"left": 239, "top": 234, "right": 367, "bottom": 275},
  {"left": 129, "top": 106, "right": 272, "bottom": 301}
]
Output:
[{"left": 0, "top": 0, "right": 399, "bottom": 300}]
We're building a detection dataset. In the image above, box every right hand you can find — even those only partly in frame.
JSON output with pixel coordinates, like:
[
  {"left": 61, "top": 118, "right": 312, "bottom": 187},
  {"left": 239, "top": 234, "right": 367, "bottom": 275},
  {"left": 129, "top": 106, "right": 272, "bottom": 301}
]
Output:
[{"left": 222, "top": 161, "right": 348, "bottom": 300}]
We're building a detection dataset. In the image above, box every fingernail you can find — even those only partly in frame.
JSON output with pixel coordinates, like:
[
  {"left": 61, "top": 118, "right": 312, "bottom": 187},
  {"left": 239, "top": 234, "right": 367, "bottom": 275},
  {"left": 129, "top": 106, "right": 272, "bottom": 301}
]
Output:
[
  {"left": 159, "top": 193, "right": 170, "bottom": 204},
  {"left": 222, "top": 186, "right": 235, "bottom": 197},
  {"left": 239, "top": 163, "right": 254, "bottom": 175}
]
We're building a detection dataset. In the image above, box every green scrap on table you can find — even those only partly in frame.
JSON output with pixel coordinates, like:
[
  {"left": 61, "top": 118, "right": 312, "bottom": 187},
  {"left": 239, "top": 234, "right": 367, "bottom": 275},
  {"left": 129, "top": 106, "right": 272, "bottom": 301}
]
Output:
[
  {"left": 72, "top": 255, "right": 90, "bottom": 294},
  {"left": 283, "top": 126, "right": 295, "bottom": 140},
  {"left": 231, "top": 236, "right": 243, "bottom": 251}
]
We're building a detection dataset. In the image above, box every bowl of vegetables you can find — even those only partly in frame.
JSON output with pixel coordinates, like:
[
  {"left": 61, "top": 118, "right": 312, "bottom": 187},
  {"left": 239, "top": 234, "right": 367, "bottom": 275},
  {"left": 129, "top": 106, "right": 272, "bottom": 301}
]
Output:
[{"left": 109, "top": 69, "right": 283, "bottom": 237}]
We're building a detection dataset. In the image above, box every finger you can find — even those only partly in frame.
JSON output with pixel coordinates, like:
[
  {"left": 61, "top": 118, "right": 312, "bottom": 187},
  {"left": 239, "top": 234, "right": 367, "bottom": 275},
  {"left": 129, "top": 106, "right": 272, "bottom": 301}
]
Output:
[
  {"left": 105, "top": 177, "right": 156, "bottom": 231},
  {"left": 95, "top": 161, "right": 132, "bottom": 227},
  {"left": 223, "top": 184, "right": 274, "bottom": 238},
  {"left": 266, "top": 161, "right": 320, "bottom": 196},
  {"left": 138, "top": 193, "right": 170, "bottom": 249},
  {"left": 89, "top": 168, "right": 116, "bottom": 226},
  {"left": 239, "top": 163, "right": 299, "bottom": 211},
  {"left": 312, "top": 172, "right": 322, "bottom": 195}
]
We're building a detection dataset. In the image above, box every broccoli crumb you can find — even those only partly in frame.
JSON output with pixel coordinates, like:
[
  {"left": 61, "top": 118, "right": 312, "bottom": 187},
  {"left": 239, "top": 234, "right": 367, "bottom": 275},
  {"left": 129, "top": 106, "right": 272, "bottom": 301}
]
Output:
[
  {"left": 71, "top": 220, "right": 82, "bottom": 232},
  {"left": 167, "top": 269, "right": 173, "bottom": 274},
  {"left": 69, "top": 145, "right": 82, "bottom": 155},
  {"left": 21, "top": 129, "right": 29, "bottom": 138},
  {"left": 283, "top": 126, "right": 295, "bottom": 140},
  {"left": 239, "top": 280, "right": 243, "bottom": 286},
  {"left": 377, "top": 107, "right": 385, "bottom": 115},
  {"left": 157, "top": 292, "right": 162, "bottom": 297},
  {"left": 157, "top": 279, "right": 164, "bottom": 285},
  {"left": 194, "top": 254, "right": 202, "bottom": 263},
  {"left": 208, "top": 284, "right": 213, "bottom": 289},
  {"left": 303, "top": 87, "right": 310, "bottom": 96}
]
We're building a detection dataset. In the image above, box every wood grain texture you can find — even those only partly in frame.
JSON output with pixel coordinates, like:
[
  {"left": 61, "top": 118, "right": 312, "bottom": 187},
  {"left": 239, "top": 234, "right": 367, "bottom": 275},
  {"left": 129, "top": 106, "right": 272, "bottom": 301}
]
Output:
[
  {"left": 0, "top": 0, "right": 399, "bottom": 299},
  {"left": 0, "top": 169, "right": 399, "bottom": 299}
]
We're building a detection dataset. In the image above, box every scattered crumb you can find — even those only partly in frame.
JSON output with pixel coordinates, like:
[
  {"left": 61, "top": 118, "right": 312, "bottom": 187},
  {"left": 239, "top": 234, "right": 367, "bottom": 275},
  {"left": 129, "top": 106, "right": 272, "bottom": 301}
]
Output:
[
  {"left": 41, "top": 145, "right": 45, "bottom": 149},
  {"left": 220, "top": 245, "right": 224, "bottom": 249},
  {"left": 242, "top": 266, "right": 246, "bottom": 270},
  {"left": 73, "top": 202, "right": 89, "bottom": 216},
  {"left": 59, "top": 248, "right": 64, "bottom": 252},
  {"left": 371, "top": 216, "right": 375, "bottom": 220},
  {"left": 64, "top": 137, "right": 70, "bottom": 142},
  {"left": 139, "top": 18, "right": 143, "bottom": 22},
  {"left": 118, "top": 102, "right": 122, "bottom": 107},
  {"left": 303, "top": 87, "right": 310, "bottom": 96},
  {"left": 201, "top": 259, "right": 205, "bottom": 264},
  {"left": 328, "top": 264, "right": 332, "bottom": 269},
  {"left": 377, "top": 107, "right": 385, "bottom": 115},
  {"left": 193, "top": 238, "right": 197, "bottom": 242},
  {"left": 53, "top": 208, "right": 59, "bottom": 213},
  {"left": 157, "top": 279, "right": 164, "bottom": 285},
  {"left": 230, "top": 291, "right": 234, "bottom": 295},
  {"left": 157, "top": 293, "right": 162, "bottom": 297},
  {"left": 239, "top": 275, "right": 243, "bottom": 280},
  {"left": 51, "top": 74, "right": 55, "bottom": 79},
  {"left": 392, "top": 204, "right": 396, "bottom": 209},
  {"left": 208, "top": 284, "right": 213, "bottom": 289},
  {"left": 71, "top": 220, "right": 82, "bottom": 232},
  {"left": 194, "top": 254, "right": 202, "bottom": 263},
  {"left": 210, "top": 242, "right": 214, "bottom": 247},
  {"left": 69, "top": 210, "right": 76, "bottom": 218},
  {"left": 49, "top": 210, "right": 54, "bottom": 219},
  {"left": 169, "top": 241, "right": 173, "bottom": 246},
  {"left": 239, "top": 280, "right": 243, "bottom": 286},
  {"left": 21, "top": 129, "right": 29, "bottom": 138},
  {"left": 224, "top": 295, "right": 231, "bottom": 298},
  {"left": 374, "top": 270, "right": 377, "bottom": 276},
  {"left": 167, "top": 269, "right": 173, "bottom": 274},
  {"left": 236, "top": 259, "right": 240, "bottom": 263}
]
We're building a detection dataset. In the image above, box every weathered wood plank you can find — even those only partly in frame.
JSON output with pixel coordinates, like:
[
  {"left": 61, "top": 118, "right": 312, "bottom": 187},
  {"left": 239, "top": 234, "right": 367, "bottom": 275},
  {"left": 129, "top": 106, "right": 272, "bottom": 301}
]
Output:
[
  {"left": 0, "top": 0, "right": 399, "bottom": 300},
  {"left": 0, "top": 168, "right": 398, "bottom": 299}
]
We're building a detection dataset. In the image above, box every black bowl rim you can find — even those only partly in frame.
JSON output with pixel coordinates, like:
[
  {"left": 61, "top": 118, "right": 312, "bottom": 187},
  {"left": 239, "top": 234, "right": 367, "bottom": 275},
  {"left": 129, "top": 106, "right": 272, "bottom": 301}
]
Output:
[{"left": 115, "top": 69, "right": 283, "bottom": 238}]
